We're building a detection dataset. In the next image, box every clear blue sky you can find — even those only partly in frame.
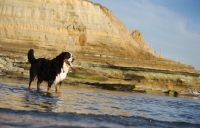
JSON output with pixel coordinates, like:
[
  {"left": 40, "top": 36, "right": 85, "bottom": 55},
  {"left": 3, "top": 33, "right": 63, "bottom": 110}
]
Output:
[{"left": 92, "top": 0, "right": 200, "bottom": 70}]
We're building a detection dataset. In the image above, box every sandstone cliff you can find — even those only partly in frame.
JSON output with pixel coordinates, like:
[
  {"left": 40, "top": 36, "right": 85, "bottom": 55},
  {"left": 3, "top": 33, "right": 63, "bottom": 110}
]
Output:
[
  {"left": 1, "top": 0, "right": 135, "bottom": 56},
  {"left": 0, "top": 0, "right": 198, "bottom": 72}
]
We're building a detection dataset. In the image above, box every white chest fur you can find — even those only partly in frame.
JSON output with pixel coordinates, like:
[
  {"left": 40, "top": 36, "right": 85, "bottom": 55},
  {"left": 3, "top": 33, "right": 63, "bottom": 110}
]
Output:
[{"left": 54, "top": 62, "right": 69, "bottom": 85}]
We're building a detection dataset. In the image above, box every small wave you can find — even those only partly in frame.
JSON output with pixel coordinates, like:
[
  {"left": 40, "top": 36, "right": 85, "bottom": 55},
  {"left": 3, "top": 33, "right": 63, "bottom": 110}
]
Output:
[{"left": 0, "top": 108, "right": 199, "bottom": 128}]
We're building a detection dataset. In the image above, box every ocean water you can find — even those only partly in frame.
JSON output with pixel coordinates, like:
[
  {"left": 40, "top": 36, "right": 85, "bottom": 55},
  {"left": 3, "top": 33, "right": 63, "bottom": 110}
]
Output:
[{"left": 0, "top": 80, "right": 200, "bottom": 128}]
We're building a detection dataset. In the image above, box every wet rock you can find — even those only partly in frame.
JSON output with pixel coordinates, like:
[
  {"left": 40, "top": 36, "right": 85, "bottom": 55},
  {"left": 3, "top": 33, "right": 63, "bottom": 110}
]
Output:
[
  {"left": 0, "top": 55, "right": 27, "bottom": 79},
  {"left": 85, "top": 82, "right": 135, "bottom": 91},
  {"left": 163, "top": 90, "right": 178, "bottom": 97},
  {"left": 133, "top": 89, "right": 146, "bottom": 93},
  {"left": 163, "top": 90, "right": 170, "bottom": 93}
]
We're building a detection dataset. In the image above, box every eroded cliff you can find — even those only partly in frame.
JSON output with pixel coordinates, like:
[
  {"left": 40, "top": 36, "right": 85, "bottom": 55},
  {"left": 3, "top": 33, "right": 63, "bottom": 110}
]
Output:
[
  {"left": 0, "top": 0, "right": 199, "bottom": 77},
  {"left": 0, "top": 0, "right": 137, "bottom": 56}
]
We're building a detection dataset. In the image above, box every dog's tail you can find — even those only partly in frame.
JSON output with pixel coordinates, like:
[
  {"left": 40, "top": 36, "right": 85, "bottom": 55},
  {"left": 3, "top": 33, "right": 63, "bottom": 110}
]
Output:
[{"left": 28, "top": 49, "right": 36, "bottom": 63}]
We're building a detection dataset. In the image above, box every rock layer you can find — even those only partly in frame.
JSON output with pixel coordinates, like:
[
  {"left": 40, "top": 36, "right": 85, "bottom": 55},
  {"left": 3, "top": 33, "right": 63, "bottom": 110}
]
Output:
[{"left": 0, "top": 0, "right": 155, "bottom": 57}]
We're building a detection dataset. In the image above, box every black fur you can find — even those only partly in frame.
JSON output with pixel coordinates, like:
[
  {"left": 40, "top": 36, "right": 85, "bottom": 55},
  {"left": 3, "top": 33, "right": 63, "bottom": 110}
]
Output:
[{"left": 27, "top": 49, "right": 73, "bottom": 90}]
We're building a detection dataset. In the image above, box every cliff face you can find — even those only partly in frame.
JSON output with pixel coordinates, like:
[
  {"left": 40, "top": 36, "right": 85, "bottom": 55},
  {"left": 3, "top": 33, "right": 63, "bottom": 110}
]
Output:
[
  {"left": 0, "top": 0, "right": 153, "bottom": 56},
  {"left": 0, "top": 0, "right": 196, "bottom": 72}
]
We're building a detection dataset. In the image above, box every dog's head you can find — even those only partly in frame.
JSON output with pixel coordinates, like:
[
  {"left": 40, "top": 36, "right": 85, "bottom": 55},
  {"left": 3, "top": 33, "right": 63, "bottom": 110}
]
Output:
[
  {"left": 64, "top": 52, "right": 74, "bottom": 67},
  {"left": 57, "top": 52, "right": 74, "bottom": 67}
]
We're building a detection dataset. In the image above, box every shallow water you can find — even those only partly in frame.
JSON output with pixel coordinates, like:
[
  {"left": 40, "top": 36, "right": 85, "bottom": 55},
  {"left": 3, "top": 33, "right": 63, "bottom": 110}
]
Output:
[{"left": 0, "top": 79, "right": 200, "bottom": 128}]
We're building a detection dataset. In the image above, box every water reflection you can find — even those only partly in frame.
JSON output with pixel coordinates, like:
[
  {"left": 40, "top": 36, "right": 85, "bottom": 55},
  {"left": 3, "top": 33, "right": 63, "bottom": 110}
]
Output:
[
  {"left": 21, "top": 84, "right": 135, "bottom": 116},
  {"left": 24, "top": 90, "right": 59, "bottom": 112}
]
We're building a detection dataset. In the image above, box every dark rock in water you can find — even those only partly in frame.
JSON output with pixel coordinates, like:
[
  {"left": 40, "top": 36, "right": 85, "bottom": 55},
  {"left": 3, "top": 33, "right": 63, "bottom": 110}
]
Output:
[
  {"left": 85, "top": 82, "right": 135, "bottom": 91},
  {"left": 174, "top": 91, "right": 178, "bottom": 97},
  {"left": 163, "top": 90, "right": 170, "bottom": 93},
  {"left": 133, "top": 89, "right": 146, "bottom": 93},
  {"left": 163, "top": 90, "right": 178, "bottom": 97}
]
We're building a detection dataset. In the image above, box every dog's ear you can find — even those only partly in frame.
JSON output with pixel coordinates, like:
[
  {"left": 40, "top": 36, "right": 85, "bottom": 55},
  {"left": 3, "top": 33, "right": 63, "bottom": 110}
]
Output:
[{"left": 56, "top": 52, "right": 65, "bottom": 61}]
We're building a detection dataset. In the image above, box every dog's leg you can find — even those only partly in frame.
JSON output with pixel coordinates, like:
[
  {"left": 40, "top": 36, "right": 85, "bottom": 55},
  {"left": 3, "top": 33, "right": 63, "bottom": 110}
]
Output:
[
  {"left": 28, "top": 81, "right": 32, "bottom": 90},
  {"left": 47, "top": 80, "right": 53, "bottom": 93},
  {"left": 55, "top": 82, "right": 62, "bottom": 93},
  {"left": 47, "top": 86, "right": 51, "bottom": 93},
  {"left": 29, "top": 76, "right": 36, "bottom": 90},
  {"left": 37, "top": 78, "right": 43, "bottom": 92},
  {"left": 55, "top": 84, "right": 60, "bottom": 93},
  {"left": 29, "top": 67, "right": 36, "bottom": 90}
]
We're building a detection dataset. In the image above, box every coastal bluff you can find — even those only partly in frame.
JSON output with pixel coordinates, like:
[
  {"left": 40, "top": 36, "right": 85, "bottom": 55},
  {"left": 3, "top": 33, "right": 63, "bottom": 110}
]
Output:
[
  {"left": 0, "top": 0, "right": 196, "bottom": 71},
  {"left": 0, "top": 0, "right": 200, "bottom": 93}
]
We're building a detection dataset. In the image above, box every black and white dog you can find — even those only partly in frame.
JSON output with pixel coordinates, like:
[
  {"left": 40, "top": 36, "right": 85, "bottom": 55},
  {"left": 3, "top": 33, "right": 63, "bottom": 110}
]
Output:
[{"left": 27, "top": 49, "right": 74, "bottom": 93}]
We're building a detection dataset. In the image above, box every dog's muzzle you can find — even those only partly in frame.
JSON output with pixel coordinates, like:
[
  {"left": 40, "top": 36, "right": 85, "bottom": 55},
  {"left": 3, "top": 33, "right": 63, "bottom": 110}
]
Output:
[{"left": 64, "top": 59, "right": 73, "bottom": 67}]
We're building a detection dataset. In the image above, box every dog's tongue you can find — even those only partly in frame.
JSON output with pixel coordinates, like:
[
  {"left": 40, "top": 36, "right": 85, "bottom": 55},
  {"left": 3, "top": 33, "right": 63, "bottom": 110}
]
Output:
[{"left": 69, "top": 61, "right": 73, "bottom": 67}]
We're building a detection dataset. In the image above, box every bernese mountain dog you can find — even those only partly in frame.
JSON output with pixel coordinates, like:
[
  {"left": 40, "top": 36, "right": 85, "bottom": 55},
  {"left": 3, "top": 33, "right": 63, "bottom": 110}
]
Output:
[{"left": 27, "top": 49, "right": 74, "bottom": 93}]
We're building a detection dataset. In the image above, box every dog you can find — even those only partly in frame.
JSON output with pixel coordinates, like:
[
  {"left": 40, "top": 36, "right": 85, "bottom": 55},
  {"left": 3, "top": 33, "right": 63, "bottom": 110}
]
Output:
[{"left": 27, "top": 49, "right": 74, "bottom": 93}]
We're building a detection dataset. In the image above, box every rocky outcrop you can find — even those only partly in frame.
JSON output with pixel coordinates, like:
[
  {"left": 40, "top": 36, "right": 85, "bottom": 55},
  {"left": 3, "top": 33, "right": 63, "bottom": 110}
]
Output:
[
  {"left": 130, "top": 30, "right": 150, "bottom": 50},
  {"left": 0, "top": 55, "right": 199, "bottom": 94},
  {"left": 0, "top": 54, "right": 29, "bottom": 78}
]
